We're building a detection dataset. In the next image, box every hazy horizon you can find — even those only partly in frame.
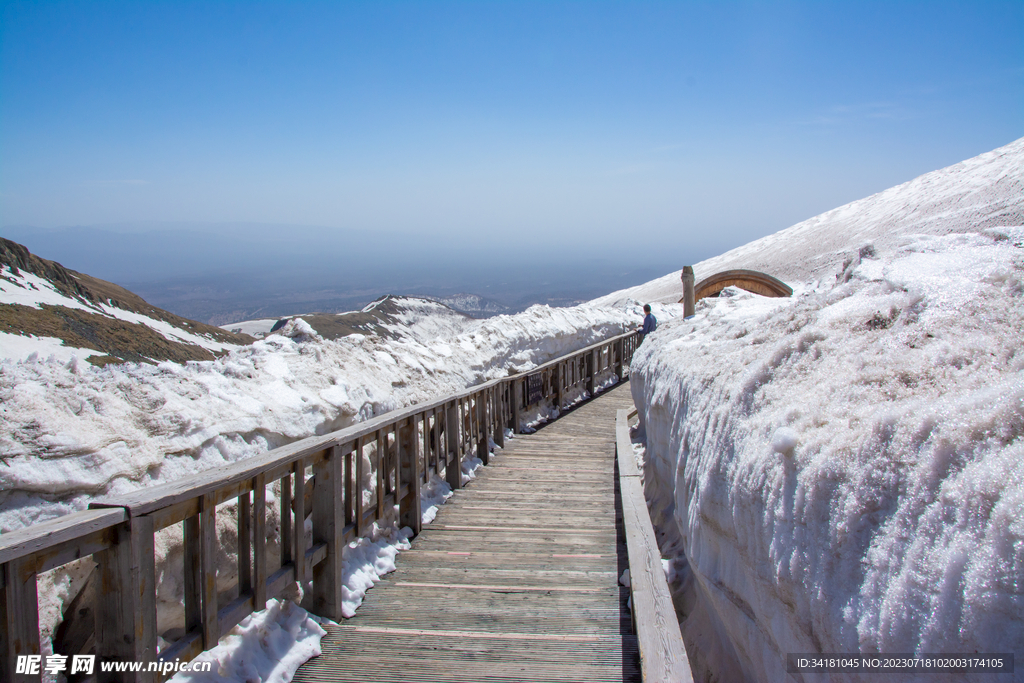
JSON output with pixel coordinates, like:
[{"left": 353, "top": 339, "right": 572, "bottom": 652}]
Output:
[{"left": 2, "top": 221, "right": 697, "bottom": 324}]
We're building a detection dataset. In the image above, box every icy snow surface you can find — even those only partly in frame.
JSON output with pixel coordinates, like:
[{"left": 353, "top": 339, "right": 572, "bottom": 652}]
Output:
[{"left": 629, "top": 137, "right": 1024, "bottom": 682}]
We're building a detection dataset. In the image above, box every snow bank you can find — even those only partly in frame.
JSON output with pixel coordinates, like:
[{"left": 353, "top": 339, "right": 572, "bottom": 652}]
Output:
[
  {"left": 630, "top": 138, "right": 1024, "bottom": 682},
  {"left": 168, "top": 599, "right": 327, "bottom": 683}
]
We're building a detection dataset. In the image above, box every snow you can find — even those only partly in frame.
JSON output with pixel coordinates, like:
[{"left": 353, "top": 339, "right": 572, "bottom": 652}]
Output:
[
  {"left": 0, "top": 331, "right": 106, "bottom": 363},
  {"left": 167, "top": 598, "right": 327, "bottom": 683},
  {"left": 628, "top": 138, "right": 1024, "bottom": 681},
  {"left": 0, "top": 265, "right": 240, "bottom": 357},
  {"left": 0, "top": 267, "right": 101, "bottom": 312}
]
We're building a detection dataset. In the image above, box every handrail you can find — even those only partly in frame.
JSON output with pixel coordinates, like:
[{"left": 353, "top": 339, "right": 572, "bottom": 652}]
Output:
[
  {"left": 1, "top": 328, "right": 641, "bottom": 683},
  {"left": 616, "top": 407, "right": 692, "bottom": 682}
]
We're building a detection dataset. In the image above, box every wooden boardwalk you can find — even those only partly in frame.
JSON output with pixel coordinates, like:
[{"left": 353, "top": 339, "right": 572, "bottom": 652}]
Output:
[{"left": 294, "top": 381, "right": 640, "bottom": 683}]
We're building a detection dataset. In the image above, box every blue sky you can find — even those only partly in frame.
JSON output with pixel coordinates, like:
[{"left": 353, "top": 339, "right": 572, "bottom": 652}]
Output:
[{"left": 2, "top": 0, "right": 1022, "bottom": 263}]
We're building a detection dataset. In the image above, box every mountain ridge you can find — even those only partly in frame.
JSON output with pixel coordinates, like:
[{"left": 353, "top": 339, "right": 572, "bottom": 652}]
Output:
[{"left": 1, "top": 237, "right": 253, "bottom": 365}]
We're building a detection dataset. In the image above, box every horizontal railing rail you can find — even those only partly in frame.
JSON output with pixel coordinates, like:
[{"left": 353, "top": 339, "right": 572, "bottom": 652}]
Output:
[
  {"left": 616, "top": 407, "right": 692, "bottom": 682},
  {"left": 2, "top": 329, "right": 641, "bottom": 682}
]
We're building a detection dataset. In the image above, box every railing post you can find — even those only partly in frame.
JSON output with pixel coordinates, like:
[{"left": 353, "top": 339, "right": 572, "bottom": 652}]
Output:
[
  {"left": 682, "top": 265, "right": 695, "bottom": 317},
  {"left": 475, "top": 391, "right": 489, "bottom": 465},
  {"left": 238, "top": 491, "right": 252, "bottom": 599},
  {"left": 253, "top": 473, "right": 267, "bottom": 612},
  {"left": 493, "top": 386, "right": 505, "bottom": 448},
  {"left": 375, "top": 430, "right": 386, "bottom": 522},
  {"left": 354, "top": 436, "right": 365, "bottom": 536},
  {"left": 199, "top": 495, "right": 219, "bottom": 650},
  {"left": 586, "top": 350, "right": 596, "bottom": 397},
  {"left": 95, "top": 514, "right": 156, "bottom": 683},
  {"left": 615, "top": 338, "right": 625, "bottom": 380},
  {"left": 2, "top": 558, "right": 40, "bottom": 683},
  {"left": 511, "top": 378, "right": 522, "bottom": 434},
  {"left": 310, "top": 445, "right": 344, "bottom": 619},
  {"left": 399, "top": 416, "right": 422, "bottom": 534},
  {"left": 445, "top": 400, "right": 462, "bottom": 490},
  {"left": 554, "top": 362, "right": 563, "bottom": 413},
  {"left": 293, "top": 458, "right": 308, "bottom": 585}
]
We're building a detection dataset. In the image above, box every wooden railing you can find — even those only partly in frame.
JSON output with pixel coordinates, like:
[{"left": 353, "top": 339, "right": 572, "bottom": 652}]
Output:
[
  {"left": 1, "top": 329, "right": 640, "bottom": 682},
  {"left": 616, "top": 407, "right": 692, "bottom": 682}
]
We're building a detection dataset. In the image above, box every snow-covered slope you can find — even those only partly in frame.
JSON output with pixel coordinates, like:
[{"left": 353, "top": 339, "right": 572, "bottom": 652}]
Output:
[
  {"left": 1, "top": 238, "right": 252, "bottom": 364},
  {"left": 594, "top": 137, "right": 1023, "bottom": 308},
  {"left": 628, "top": 138, "right": 1024, "bottom": 682}
]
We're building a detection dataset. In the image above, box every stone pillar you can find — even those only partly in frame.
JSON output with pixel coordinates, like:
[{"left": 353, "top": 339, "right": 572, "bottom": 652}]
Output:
[{"left": 681, "top": 266, "right": 695, "bottom": 317}]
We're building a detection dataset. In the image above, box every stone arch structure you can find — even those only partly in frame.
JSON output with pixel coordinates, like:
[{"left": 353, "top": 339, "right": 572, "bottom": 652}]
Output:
[{"left": 680, "top": 269, "right": 793, "bottom": 303}]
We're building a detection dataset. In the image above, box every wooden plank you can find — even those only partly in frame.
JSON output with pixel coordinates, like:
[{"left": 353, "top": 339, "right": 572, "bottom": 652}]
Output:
[
  {"left": 0, "top": 508, "right": 126, "bottom": 565},
  {"left": 616, "top": 409, "right": 642, "bottom": 478},
  {"left": 310, "top": 445, "right": 344, "bottom": 619},
  {"left": 148, "top": 497, "right": 199, "bottom": 531},
  {"left": 9, "top": 526, "right": 120, "bottom": 578},
  {"left": 200, "top": 494, "right": 219, "bottom": 649},
  {"left": 217, "top": 592, "right": 254, "bottom": 637},
  {"left": 266, "top": 545, "right": 325, "bottom": 601},
  {"left": 238, "top": 492, "right": 252, "bottom": 596},
  {"left": 252, "top": 473, "right": 267, "bottom": 612},
  {"left": 183, "top": 514, "right": 202, "bottom": 636},
  {"left": 355, "top": 436, "right": 365, "bottom": 536},
  {"left": 293, "top": 458, "right": 307, "bottom": 586},
  {"left": 94, "top": 514, "right": 156, "bottom": 683},
  {"left": 157, "top": 630, "right": 202, "bottom": 667},
  {"left": 586, "top": 349, "right": 596, "bottom": 397},
  {"left": 475, "top": 391, "right": 489, "bottom": 465},
  {"left": 399, "top": 417, "right": 422, "bottom": 534},
  {"left": 2, "top": 557, "right": 40, "bottom": 683},
  {"left": 280, "top": 472, "right": 293, "bottom": 568},
  {"left": 511, "top": 378, "right": 522, "bottom": 434},
  {"left": 445, "top": 401, "right": 461, "bottom": 491},
  {"left": 494, "top": 386, "right": 505, "bottom": 448},
  {"left": 615, "top": 410, "right": 691, "bottom": 682},
  {"left": 376, "top": 429, "right": 386, "bottom": 522}
]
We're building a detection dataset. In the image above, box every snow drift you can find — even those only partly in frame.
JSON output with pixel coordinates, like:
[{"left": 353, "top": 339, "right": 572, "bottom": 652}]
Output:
[{"left": 628, "top": 137, "right": 1024, "bottom": 682}]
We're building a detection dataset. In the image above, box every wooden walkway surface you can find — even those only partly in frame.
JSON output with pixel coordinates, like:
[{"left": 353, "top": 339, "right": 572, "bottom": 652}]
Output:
[{"left": 294, "top": 381, "right": 640, "bottom": 683}]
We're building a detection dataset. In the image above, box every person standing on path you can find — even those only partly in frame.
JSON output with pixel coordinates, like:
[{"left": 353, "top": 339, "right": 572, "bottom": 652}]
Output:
[{"left": 639, "top": 304, "right": 657, "bottom": 341}]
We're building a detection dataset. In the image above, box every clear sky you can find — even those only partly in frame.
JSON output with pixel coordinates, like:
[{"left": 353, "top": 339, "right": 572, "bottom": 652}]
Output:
[{"left": 1, "top": 0, "right": 1022, "bottom": 262}]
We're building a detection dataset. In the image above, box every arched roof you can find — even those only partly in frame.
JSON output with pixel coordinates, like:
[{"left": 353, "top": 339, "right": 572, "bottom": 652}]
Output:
[{"left": 682, "top": 269, "right": 793, "bottom": 303}]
